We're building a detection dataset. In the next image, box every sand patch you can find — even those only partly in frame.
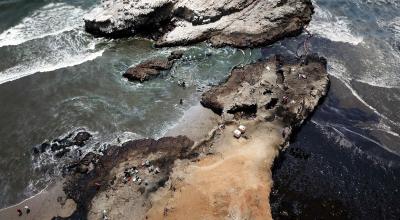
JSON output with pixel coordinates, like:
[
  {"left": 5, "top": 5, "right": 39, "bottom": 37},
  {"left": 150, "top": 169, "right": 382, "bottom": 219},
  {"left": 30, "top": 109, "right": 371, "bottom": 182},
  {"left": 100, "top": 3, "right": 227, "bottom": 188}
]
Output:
[{"left": 147, "top": 120, "right": 283, "bottom": 220}]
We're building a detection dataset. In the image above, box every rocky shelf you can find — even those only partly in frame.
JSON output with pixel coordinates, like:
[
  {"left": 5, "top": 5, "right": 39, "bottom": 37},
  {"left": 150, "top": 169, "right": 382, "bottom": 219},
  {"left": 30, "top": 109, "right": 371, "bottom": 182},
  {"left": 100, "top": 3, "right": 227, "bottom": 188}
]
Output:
[
  {"left": 52, "top": 54, "right": 329, "bottom": 219},
  {"left": 83, "top": 0, "right": 314, "bottom": 48}
]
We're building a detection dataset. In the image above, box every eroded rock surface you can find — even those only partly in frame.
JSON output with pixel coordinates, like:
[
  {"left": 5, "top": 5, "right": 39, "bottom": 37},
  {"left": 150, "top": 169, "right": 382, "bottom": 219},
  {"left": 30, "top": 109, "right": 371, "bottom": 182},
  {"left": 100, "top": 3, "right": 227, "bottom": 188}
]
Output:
[
  {"left": 201, "top": 54, "right": 329, "bottom": 128},
  {"left": 54, "top": 54, "right": 328, "bottom": 220},
  {"left": 123, "top": 50, "right": 183, "bottom": 82},
  {"left": 145, "top": 55, "right": 329, "bottom": 219},
  {"left": 33, "top": 129, "right": 92, "bottom": 158},
  {"left": 84, "top": 0, "right": 314, "bottom": 47},
  {"left": 59, "top": 136, "right": 194, "bottom": 219}
]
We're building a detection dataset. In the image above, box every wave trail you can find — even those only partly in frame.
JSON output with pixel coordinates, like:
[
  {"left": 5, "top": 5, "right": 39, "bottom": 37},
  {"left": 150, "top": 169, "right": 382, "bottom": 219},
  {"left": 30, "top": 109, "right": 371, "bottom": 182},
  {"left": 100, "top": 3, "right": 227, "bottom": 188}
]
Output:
[{"left": 0, "top": 3, "right": 87, "bottom": 47}]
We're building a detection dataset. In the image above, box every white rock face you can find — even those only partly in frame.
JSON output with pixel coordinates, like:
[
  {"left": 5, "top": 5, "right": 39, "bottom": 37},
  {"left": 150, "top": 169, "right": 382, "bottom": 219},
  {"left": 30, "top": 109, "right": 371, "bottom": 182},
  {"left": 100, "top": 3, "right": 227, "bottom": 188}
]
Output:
[{"left": 84, "top": 0, "right": 314, "bottom": 47}]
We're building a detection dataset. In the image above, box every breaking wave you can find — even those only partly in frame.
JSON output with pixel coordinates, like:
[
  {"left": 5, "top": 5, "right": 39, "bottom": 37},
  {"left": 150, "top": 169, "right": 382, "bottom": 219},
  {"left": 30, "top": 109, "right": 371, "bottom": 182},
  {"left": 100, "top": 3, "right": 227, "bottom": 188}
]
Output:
[
  {"left": 0, "top": 2, "right": 106, "bottom": 85},
  {"left": 309, "top": 2, "right": 364, "bottom": 45},
  {"left": 0, "top": 3, "right": 87, "bottom": 47},
  {"left": 328, "top": 60, "right": 400, "bottom": 130},
  {"left": 0, "top": 46, "right": 104, "bottom": 85}
]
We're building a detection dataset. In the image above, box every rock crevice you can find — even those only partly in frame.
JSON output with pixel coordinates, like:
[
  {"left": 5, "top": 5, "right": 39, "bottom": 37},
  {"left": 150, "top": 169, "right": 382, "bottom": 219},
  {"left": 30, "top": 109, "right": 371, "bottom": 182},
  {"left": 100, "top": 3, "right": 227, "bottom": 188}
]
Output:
[{"left": 84, "top": 0, "right": 314, "bottom": 47}]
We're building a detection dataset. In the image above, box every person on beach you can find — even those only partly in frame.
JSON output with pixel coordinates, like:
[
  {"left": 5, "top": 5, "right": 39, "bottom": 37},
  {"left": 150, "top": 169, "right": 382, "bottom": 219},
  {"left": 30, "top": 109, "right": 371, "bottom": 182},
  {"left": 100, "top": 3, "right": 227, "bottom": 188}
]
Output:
[
  {"left": 24, "top": 205, "right": 30, "bottom": 214},
  {"left": 17, "top": 209, "right": 22, "bottom": 216}
]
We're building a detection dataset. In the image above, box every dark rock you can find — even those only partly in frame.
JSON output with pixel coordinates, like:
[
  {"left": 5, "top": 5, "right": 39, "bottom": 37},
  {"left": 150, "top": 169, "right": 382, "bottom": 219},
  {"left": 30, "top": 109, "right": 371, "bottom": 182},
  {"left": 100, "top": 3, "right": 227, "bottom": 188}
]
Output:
[
  {"left": 34, "top": 142, "right": 50, "bottom": 154},
  {"left": 63, "top": 136, "right": 194, "bottom": 218},
  {"left": 80, "top": 152, "right": 98, "bottom": 166},
  {"left": 33, "top": 147, "right": 40, "bottom": 154},
  {"left": 123, "top": 51, "right": 183, "bottom": 82},
  {"left": 123, "top": 58, "right": 172, "bottom": 82},
  {"left": 58, "top": 139, "right": 74, "bottom": 148},
  {"left": 168, "top": 50, "right": 184, "bottom": 60},
  {"left": 201, "top": 54, "right": 329, "bottom": 126},
  {"left": 55, "top": 148, "right": 71, "bottom": 158},
  {"left": 51, "top": 143, "right": 63, "bottom": 152},
  {"left": 76, "top": 165, "right": 89, "bottom": 174},
  {"left": 73, "top": 132, "right": 92, "bottom": 147}
]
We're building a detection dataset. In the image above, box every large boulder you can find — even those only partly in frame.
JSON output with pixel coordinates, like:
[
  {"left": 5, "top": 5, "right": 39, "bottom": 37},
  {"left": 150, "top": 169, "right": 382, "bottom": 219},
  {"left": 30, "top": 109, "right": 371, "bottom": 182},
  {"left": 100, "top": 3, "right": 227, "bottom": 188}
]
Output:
[
  {"left": 123, "top": 50, "right": 183, "bottom": 82},
  {"left": 84, "top": 0, "right": 314, "bottom": 47}
]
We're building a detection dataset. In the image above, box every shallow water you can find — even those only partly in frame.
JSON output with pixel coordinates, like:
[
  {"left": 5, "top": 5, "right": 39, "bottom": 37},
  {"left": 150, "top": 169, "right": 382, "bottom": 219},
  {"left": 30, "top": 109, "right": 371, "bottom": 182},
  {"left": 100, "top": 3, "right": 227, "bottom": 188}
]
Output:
[
  {"left": 0, "top": 0, "right": 399, "bottom": 217},
  {"left": 0, "top": 0, "right": 262, "bottom": 207}
]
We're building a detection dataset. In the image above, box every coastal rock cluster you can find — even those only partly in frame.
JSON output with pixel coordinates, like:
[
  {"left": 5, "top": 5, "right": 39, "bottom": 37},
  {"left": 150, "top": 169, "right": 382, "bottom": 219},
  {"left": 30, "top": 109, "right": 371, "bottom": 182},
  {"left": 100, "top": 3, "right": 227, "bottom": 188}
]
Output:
[
  {"left": 84, "top": 0, "right": 314, "bottom": 47},
  {"left": 201, "top": 54, "right": 329, "bottom": 129},
  {"left": 23, "top": 1, "right": 331, "bottom": 220},
  {"left": 54, "top": 54, "right": 329, "bottom": 219},
  {"left": 33, "top": 130, "right": 92, "bottom": 158},
  {"left": 61, "top": 136, "right": 194, "bottom": 219}
]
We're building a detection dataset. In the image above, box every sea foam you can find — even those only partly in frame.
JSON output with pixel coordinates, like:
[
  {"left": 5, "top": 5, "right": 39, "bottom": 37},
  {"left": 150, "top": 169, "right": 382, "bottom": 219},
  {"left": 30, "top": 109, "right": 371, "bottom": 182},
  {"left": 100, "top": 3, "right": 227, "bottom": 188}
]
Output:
[
  {"left": 308, "top": 3, "right": 364, "bottom": 45},
  {"left": 0, "top": 3, "right": 86, "bottom": 47},
  {"left": 0, "top": 48, "right": 104, "bottom": 85}
]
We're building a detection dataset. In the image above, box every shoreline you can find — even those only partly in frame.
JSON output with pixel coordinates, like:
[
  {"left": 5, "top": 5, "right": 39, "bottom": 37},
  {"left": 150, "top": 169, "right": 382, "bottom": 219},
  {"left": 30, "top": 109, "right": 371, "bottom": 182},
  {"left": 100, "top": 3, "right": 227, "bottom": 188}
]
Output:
[
  {"left": 0, "top": 180, "right": 76, "bottom": 220},
  {"left": 0, "top": 104, "right": 219, "bottom": 219},
  {"left": 0, "top": 54, "right": 329, "bottom": 220}
]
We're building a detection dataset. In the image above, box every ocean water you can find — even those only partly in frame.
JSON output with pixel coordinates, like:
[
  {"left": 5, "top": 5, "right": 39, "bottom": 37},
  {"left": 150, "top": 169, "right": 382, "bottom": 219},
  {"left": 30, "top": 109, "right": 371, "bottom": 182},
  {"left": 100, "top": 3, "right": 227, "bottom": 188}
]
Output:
[
  {"left": 0, "top": 0, "right": 262, "bottom": 207},
  {"left": 0, "top": 0, "right": 398, "bottom": 218},
  {"left": 267, "top": 0, "right": 400, "bottom": 218}
]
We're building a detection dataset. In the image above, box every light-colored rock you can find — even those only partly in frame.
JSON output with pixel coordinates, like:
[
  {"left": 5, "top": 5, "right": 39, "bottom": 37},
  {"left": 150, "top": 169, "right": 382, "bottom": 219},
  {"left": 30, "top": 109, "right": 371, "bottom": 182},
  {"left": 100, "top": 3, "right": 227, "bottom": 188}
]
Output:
[{"left": 84, "top": 0, "right": 314, "bottom": 47}]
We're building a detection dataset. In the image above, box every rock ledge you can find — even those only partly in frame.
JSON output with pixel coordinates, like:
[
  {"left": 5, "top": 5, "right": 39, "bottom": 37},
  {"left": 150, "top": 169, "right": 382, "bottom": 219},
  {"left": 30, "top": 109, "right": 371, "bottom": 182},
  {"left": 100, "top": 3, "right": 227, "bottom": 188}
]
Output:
[{"left": 84, "top": 0, "right": 314, "bottom": 48}]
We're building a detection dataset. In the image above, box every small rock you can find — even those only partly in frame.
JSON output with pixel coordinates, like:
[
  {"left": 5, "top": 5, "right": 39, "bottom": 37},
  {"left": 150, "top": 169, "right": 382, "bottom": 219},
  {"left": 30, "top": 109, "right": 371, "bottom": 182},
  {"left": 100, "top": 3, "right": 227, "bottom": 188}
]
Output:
[
  {"left": 51, "top": 143, "right": 63, "bottom": 152},
  {"left": 39, "top": 142, "right": 50, "bottom": 153},
  {"left": 55, "top": 148, "right": 70, "bottom": 158},
  {"left": 77, "top": 164, "right": 89, "bottom": 174},
  {"left": 168, "top": 50, "right": 184, "bottom": 60},
  {"left": 74, "top": 131, "right": 92, "bottom": 147}
]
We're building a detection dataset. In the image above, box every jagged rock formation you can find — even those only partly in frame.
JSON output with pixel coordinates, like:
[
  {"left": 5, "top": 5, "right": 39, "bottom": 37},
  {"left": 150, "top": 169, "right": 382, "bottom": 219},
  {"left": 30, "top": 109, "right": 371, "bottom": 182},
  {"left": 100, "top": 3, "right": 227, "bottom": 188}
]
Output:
[
  {"left": 54, "top": 54, "right": 329, "bottom": 220},
  {"left": 144, "top": 55, "right": 328, "bottom": 219},
  {"left": 201, "top": 54, "right": 329, "bottom": 128},
  {"left": 84, "top": 0, "right": 314, "bottom": 47},
  {"left": 33, "top": 130, "right": 92, "bottom": 158},
  {"left": 60, "top": 136, "right": 194, "bottom": 219},
  {"left": 123, "top": 50, "right": 183, "bottom": 82}
]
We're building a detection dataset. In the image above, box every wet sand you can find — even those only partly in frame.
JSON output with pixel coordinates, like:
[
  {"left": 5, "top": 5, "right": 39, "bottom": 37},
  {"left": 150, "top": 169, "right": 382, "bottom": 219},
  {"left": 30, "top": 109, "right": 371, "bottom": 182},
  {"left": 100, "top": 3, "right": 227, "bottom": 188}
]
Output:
[
  {"left": 0, "top": 180, "right": 76, "bottom": 220},
  {"left": 165, "top": 104, "right": 221, "bottom": 143},
  {"left": 0, "top": 55, "right": 329, "bottom": 219},
  {"left": 0, "top": 104, "right": 219, "bottom": 220}
]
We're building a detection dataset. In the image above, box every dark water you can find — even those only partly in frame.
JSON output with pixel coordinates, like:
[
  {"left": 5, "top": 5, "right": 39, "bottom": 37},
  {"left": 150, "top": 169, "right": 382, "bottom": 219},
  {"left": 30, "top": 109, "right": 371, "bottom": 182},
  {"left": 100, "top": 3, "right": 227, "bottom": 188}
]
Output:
[
  {"left": 0, "top": 0, "right": 261, "bottom": 207},
  {"left": 0, "top": 0, "right": 399, "bottom": 218},
  {"left": 267, "top": 0, "right": 400, "bottom": 219}
]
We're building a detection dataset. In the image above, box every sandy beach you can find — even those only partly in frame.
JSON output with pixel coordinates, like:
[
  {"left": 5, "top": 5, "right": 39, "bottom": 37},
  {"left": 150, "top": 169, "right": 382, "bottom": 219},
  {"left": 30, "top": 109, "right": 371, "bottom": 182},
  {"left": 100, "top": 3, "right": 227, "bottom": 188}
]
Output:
[
  {"left": 0, "top": 180, "right": 75, "bottom": 220},
  {"left": 147, "top": 120, "right": 282, "bottom": 219}
]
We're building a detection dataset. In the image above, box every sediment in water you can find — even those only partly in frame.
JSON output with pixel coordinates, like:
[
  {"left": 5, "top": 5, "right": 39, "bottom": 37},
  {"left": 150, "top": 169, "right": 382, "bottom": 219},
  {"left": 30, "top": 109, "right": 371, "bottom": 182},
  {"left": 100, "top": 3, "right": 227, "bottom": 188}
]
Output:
[{"left": 44, "top": 54, "right": 329, "bottom": 219}]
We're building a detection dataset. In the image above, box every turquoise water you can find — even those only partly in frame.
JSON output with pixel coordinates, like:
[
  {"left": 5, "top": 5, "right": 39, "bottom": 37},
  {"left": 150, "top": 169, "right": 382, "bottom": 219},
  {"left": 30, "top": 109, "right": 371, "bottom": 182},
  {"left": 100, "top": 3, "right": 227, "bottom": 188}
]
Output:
[{"left": 0, "top": 0, "right": 262, "bottom": 207}]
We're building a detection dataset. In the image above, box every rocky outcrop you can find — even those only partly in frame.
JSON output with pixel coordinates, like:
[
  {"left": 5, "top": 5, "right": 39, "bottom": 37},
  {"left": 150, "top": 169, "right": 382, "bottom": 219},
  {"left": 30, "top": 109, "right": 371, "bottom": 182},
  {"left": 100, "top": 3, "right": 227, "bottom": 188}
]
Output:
[
  {"left": 201, "top": 54, "right": 329, "bottom": 129},
  {"left": 53, "top": 54, "right": 328, "bottom": 220},
  {"left": 84, "top": 0, "right": 176, "bottom": 38},
  {"left": 145, "top": 54, "right": 329, "bottom": 219},
  {"left": 84, "top": 0, "right": 314, "bottom": 47},
  {"left": 33, "top": 129, "right": 92, "bottom": 158},
  {"left": 59, "top": 136, "right": 194, "bottom": 219},
  {"left": 123, "top": 50, "right": 183, "bottom": 82}
]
